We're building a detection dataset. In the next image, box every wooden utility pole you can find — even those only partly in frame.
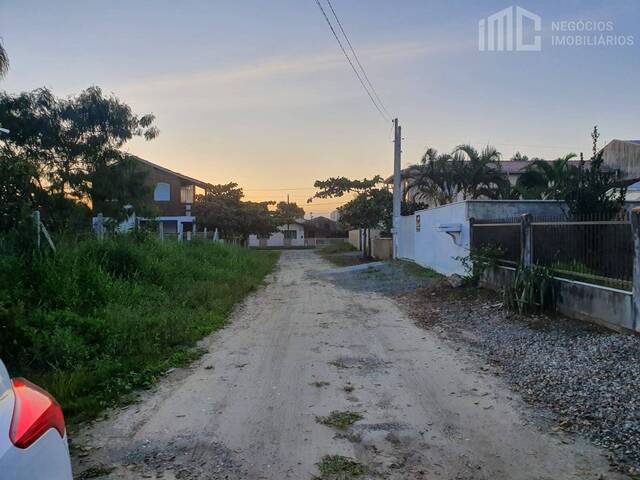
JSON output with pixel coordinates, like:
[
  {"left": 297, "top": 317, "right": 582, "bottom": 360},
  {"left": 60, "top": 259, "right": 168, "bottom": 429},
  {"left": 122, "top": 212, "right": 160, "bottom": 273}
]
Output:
[{"left": 392, "top": 118, "right": 402, "bottom": 259}]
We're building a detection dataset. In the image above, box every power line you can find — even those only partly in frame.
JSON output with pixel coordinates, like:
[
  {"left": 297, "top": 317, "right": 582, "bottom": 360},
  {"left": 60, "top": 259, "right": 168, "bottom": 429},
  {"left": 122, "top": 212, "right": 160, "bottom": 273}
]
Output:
[
  {"left": 325, "top": 0, "right": 392, "bottom": 120},
  {"left": 313, "top": 0, "right": 390, "bottom": 122}
]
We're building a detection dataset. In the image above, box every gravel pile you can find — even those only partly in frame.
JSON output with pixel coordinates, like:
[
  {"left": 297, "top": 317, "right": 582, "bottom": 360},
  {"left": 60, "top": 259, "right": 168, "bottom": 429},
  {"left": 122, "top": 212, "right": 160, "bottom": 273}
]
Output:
[{"left": 398, "top": 286, "right": 640, "bottom": 476}]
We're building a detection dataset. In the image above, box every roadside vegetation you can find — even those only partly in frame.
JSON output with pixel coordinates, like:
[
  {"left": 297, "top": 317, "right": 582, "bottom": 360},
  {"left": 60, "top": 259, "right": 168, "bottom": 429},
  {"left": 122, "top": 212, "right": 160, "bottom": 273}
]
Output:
[
  {"left": 317, "top": 242, "right": 370, "bottom": 267},
  {"left": 317, "top": 455, "right": 367, "bottom": 479},
  {"left": 316, "top": 410, "right": 363, "bottom": 430},
  {"left": 0, "top": 235, "right": 278, "bottom": 423}
]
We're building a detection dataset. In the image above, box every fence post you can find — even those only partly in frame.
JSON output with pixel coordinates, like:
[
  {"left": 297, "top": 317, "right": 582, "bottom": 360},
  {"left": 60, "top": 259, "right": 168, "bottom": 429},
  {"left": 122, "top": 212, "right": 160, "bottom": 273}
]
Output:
[
  {"left": 520, "top": 213, "right": 533, "bottom": 267},
  {"left": 631, "top": 208, "right": 640, "bottom": 331},
  {"left": 33, "top": 211, "right": 41, "bottom": 250},
  {"left": 96, "top": 213, "right": 105, "bottom": 241},
  {"left": 203, "top": 227, "right": 208, "bottom": 240},
  {"left": 158, "top": 221, "right": 164, "bottom": 242}
]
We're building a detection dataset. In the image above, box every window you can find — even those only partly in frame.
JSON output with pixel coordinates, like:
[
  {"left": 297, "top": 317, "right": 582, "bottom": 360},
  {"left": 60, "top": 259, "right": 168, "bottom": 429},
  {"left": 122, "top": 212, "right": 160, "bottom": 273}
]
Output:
[
  {"left": 180, "top": 185, "right": 194, "bottom": 204},
  {"left": 154, "top": 182, "right": 171, "bottom": 201},
  {"left": 283, "top": 230, "right": 297, "bottom": 239},
  {"left": 257, "top": 233, "right": 271, "bottom": 239}
]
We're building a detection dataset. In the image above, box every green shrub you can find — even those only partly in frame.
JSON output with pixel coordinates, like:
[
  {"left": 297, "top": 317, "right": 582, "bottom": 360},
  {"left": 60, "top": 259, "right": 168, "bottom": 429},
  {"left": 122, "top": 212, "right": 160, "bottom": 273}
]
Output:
[{"left": 0, "top": 236, "right": 278, "bottom": 423}]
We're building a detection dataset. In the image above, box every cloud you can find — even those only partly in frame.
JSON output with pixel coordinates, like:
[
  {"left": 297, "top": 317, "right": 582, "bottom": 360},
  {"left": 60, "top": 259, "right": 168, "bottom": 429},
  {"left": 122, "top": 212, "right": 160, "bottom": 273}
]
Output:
[{"left": 117, "top": 40, "right": 464, "bottom": 97}]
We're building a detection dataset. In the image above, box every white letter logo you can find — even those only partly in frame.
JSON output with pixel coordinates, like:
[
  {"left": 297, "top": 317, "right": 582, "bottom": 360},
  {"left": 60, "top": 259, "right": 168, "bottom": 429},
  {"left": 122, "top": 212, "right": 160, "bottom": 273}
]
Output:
[{"left": 479, "top": 6, "right": 542, "bottom": 51}]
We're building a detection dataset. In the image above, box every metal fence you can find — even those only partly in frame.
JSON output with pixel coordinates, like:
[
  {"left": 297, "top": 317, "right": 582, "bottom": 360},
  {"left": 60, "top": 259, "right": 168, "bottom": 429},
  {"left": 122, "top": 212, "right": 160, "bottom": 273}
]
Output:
[{"left": 471, "top": 212, "right": 633, "bottom": 290}]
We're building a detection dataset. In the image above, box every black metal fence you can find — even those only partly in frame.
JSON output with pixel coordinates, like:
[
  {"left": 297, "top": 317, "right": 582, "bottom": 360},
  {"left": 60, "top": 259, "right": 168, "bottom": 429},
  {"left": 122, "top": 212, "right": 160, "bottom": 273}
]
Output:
[{"left": 471, "top": 212, "right": 633, "bottom": 290}]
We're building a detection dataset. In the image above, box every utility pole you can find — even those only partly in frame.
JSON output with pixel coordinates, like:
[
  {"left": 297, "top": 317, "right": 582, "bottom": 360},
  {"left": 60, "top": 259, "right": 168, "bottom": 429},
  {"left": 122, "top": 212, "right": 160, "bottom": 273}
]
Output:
[{"left": 392, "top": 118, "right": 402, "bottom": 259}]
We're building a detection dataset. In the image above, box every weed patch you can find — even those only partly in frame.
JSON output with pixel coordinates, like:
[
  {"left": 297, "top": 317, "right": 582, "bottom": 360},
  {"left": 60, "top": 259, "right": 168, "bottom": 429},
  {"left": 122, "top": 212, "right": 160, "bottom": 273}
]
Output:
[
  {"left": 310, "top": 380, "right": 330, "bottom": 388},
  {"left": 0, "top": 237, "right": 278, "bottom": 423},
  {"left": 317, "top": 455, "right": 367, "bottom": 478},
  {"left": 316, "top": 411, "right": 363, "bottom": 430}
]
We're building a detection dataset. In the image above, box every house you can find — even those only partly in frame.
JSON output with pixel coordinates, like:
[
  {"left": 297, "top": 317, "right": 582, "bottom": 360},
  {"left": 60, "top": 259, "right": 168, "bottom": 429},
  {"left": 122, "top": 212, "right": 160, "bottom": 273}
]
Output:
[
  {"left": 602, "top": 140, "right": 640, "bottom": 200},
  {"left": 248, "top": 216, "right": 345, "bottom": 247},
  {"left": 248, "top": 220, "right": 307, "bottom": 247},
  {"left": 98, "top": 157, "right": 212, "bottom": 235}
]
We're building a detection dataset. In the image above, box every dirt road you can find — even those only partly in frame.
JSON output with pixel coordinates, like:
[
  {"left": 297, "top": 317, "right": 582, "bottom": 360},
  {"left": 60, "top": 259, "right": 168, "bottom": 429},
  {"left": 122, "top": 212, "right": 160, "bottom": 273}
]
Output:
[{"left": 73, "top": 250, "right": 622, "bottom": 479}]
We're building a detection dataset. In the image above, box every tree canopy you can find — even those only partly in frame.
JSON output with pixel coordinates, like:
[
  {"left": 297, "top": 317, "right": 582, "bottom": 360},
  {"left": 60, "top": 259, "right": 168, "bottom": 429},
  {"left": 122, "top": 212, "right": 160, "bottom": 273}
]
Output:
[
  {"left": 193, "top": 183, "right": 276, "bottom": 239},
  {"left": 274, "top": 201, "right": 305, "bottom": 227},
  {"left": 0, "top": 87, "right": 159, "bottom": 230},
  {"left": 309, "top": 175, "right": 391, "bottom": 231}
]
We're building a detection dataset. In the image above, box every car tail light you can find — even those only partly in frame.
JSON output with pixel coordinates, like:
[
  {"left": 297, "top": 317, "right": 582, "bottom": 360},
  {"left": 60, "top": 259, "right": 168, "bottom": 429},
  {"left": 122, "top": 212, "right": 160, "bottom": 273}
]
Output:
[{"left": 10, "top": 378, "right": 65, "bottom": 449}]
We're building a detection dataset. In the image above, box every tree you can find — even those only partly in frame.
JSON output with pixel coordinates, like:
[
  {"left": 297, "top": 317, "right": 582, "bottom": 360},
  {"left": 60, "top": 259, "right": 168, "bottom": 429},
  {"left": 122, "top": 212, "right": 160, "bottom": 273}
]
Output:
[
  {"left": 404, "top": 145, "right": 510, "bottom": 207},
  {"left": 193, "top": 183, "right": 276, "bottom": 241},
  {"left": 513, "top": 154, "right": 577, "bottom": 200},
  {"left": 560, "top": 151, "right": 626, "bottom": 217},
  {"left": 0, "top": 40, "right": 8, "bottom": 79},
  {"left": 510, "top": 151, "right": 530, "bottom": 161},
  {"left": 404, "top": 148, "right": 465, "bottom": 206},
  {"left": 309, "top": 176, "right": 391, "bottom": 257},
  {"left": 452, "top": 144, "right": 511, "bottom": 200},
  {"left": 0, "top": 87, "right": 159, "bottom": 229},
  {"left": 274, "top": 201, "right": 305, "bottom": 229}
]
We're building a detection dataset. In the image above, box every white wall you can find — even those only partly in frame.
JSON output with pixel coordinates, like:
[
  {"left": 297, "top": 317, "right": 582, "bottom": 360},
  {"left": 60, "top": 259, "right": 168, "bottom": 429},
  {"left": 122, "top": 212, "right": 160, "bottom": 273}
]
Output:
[
  {"left": 398, "top": 200, "right": 573, "bottom": 276},
  {"left": 410, "top": 202, "right": 470, "bottom": 276},
  {"left": 248, "top": 223, "right": 306, "bottom": 247}
]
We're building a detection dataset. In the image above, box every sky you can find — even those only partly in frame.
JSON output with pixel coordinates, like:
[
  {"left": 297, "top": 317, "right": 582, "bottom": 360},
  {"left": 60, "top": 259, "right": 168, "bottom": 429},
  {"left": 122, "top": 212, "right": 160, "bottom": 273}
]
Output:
[{"left": 1, "top": 0, "right": 639, "bottom": 216}]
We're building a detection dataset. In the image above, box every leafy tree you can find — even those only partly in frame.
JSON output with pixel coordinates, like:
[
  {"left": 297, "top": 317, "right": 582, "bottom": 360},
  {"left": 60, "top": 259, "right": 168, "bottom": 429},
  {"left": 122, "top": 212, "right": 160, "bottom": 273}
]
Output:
[
  {"left": 309, "top": 176, "right": 391, "bottom": 257},
  {"left": 274, "top": 201, "right": 305, "bottom": 229},
  {"left": 193, "top": 183, "right": 276, "bottom": 241},
  {"left": 337, "top": 189, "right": 392, "bottom": 232},
  {"left": 0, "top": 87, "right": 159, "bottom": 229},
  {"left": 561, "top": 151, "right": 626, "bottom": 217}
]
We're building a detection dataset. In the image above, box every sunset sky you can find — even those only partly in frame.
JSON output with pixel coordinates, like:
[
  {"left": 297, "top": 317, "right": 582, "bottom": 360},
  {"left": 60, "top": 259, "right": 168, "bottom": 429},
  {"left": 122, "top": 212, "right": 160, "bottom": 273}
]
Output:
[{"left": 1, "top": 0, "right": 638, "bottom": 216}]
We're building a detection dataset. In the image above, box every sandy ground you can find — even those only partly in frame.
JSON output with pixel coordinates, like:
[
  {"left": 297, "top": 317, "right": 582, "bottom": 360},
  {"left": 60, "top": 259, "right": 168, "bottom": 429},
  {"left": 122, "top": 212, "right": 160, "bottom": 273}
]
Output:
[{"left": 72, "top": 250, "right": 625, "bottom": 480}]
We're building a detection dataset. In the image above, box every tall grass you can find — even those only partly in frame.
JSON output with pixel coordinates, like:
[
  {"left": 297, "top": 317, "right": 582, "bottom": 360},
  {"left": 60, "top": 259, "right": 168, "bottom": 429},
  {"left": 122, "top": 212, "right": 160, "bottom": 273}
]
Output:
[{"left": 0, "top": 236, "right": 279, "bottom": 423}]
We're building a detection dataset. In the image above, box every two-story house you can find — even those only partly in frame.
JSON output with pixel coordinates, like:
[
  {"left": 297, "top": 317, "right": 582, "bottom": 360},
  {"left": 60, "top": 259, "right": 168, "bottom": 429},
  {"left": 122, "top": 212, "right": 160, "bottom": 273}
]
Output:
[{"left": 131, "top": 157, "right": 211, "bottom": 236}]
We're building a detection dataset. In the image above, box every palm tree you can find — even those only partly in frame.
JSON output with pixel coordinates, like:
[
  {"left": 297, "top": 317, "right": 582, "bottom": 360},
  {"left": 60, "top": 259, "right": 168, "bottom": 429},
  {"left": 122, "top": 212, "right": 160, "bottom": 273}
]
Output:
[
  {"left": 0, "top": 40, "right": 8, "bottom": 79},
  {"left": 514, "top": 153, "right": 577, "bottom": 199},
  {"left": 403, "top": 148, "right": 465, "bottom": 206},
  {"left": 452, "top": 144, "right": 511, "bottom": 199}
]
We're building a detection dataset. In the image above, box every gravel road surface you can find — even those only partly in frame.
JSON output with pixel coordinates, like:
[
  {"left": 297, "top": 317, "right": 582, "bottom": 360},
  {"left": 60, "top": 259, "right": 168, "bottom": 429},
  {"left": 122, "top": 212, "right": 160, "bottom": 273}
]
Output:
[{"left": 72, "top": 250, "right": 624, "bottom": 479}]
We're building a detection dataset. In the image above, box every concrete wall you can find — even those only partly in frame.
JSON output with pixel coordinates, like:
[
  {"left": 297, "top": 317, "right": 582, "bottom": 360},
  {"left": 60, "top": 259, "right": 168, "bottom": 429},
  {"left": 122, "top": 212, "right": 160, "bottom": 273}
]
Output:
[
  {"left": 348, "top": 229, "right": 382, "bottom": 251},
  {"left": 398, "top": 200, "right": 576, "bottom": 276},
  {"left": 372, "top": 238, "right": 392, "bottom": 260},
  {"left": 481, "top": 266, "right": 636, "bottom": 333},
  {"left": 466, "top": 200, "right": 569, "bottom": 219},
  {"left": 412, "top": 202, "right": 469, "bottom": 276}
]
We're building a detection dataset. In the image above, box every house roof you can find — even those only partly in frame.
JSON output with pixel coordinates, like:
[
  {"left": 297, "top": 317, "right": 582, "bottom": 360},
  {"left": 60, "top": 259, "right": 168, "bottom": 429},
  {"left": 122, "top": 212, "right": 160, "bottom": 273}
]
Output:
[{"left": 132, "top": 156, "right": 212, "bottom": 189}]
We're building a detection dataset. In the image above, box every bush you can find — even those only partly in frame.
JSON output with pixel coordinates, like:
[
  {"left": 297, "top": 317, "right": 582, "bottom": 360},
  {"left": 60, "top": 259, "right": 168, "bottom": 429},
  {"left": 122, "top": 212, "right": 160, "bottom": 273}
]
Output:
[{"left": 0, "top": 236, "right": 278, "bottom": 422}]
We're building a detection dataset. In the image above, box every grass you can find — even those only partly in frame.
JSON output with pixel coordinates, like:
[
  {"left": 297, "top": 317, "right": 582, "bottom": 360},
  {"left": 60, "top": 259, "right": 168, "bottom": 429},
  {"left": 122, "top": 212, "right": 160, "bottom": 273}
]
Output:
[
  {"left": 317, "top": 455, "right": 368, "bottom": 478},
  {"left": 0, "top": 235, "right": 279, "bottom": 424},
  {"left": 318, "top": 242, "right": 356, "bottom": 254},
  {"left": 316, "top": 410, "right": 363, "bottom": 430},
  {"left": 317, "top": 242, "right": 374, "bottom": 268},
  {"left": 392, "top": 259, "right": 442, "bottom": 278}
]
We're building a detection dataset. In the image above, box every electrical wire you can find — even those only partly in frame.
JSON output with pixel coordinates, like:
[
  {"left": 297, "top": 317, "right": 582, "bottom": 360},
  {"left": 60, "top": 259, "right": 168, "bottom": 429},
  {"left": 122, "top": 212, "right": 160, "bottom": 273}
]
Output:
[
  {"left": 325, "top": 0, "right": 392, "bottom": 120},
  {"left": 313, "top": 0, "right": 390, "bottom": 122}
]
